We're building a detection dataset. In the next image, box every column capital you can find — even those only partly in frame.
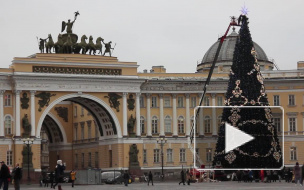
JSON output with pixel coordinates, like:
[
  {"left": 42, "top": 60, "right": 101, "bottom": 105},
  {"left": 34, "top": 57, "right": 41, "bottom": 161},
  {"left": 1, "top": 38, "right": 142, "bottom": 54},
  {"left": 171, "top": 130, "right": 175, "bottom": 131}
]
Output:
[
  {"left": 0, "top": 90, "right": 5, "bottom": 95},
  {"left": 136, "top": 92, "right": 141, "bottom": 97},
  {"left": 185, "top": 93, "right": 190, "bottom": 98},
  {"left": 159, "top": 93, "right": 163, "bottom": 98},
  {"left": 211, "top": 93, "right": 216, "bottom": 98},
  {"left": 146, "top": 93, "right": 151, "bottom": 98},
  {"left": 123, "top": 92, "right": 128, "bottom": 97},
  {"left": 197, "top": 93, "right": 203, "bottom": 98},
  {"left": 30, "top": 91, "right": 36, "bottom": 95},
  {"left": 172, "top": 94, "right": 177, "bottom": 98}
]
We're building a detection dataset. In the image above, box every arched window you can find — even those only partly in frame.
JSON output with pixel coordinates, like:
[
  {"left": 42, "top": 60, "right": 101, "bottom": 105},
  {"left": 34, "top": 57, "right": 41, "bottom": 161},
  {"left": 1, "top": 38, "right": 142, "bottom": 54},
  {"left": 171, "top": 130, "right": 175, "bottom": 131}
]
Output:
[
  {"left": 140, "top": 116, "right": 145, "bottom": 134},
  {"left": 5, "top": 116, "right": 12, "bottom": 135},
  {"left": 204, "top": 116, "right": 211, "bottom": 133},
  {"left": 217, "top": 115, "right": 222, "bottom": 133},
  {"left": 178, "top": 116, "right": 184, "bottom": 134},
  {"left": 152, "top": 116, "right": 158, "bottom": 134},
  {"left": 164, "top": 115, "right": 171, "bottom": 133}
]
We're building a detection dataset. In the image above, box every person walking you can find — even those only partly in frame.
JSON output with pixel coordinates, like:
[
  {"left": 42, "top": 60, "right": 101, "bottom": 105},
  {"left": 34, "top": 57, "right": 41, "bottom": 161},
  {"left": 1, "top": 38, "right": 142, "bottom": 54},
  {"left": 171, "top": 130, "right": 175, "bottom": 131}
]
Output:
[
  {"left": 123, "top": 171, "right": 129, "bottom": 186},
  {"left": 53, "top": 160, "right": 66, "bottom": 189},
  {"left": 147, "top": 171, "right": 153, "bottom": 186},
  {"left": 12, "top": 163, "right": 22, "bottom": 190},
  {"left": 301, "top": 163, "right": 304, "bottom": 185},
  {"left": 70, "top": 170, "right": 76, "bottom": 187},
  {"left": 294, "top": 162, "right": 302, "bottom": 186},
  {"left": 178, "top": 170, "right": 185, "bottom": 185},
  {"left": 186, "top": 170, "right": 191, "bottom": 185},
  {"left": 49, "top": 171, "right": 55, "bottom": 188},
  {"left": 0, "top": 161, "right": 10, "bottom": 190}
]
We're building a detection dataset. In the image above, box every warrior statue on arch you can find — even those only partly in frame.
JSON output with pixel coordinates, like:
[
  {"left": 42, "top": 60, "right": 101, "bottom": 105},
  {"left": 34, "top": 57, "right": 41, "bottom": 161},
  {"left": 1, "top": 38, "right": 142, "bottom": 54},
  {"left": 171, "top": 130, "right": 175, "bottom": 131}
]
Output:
[{"left": 61, "top": 11, "right": 80, "bottom": 34}]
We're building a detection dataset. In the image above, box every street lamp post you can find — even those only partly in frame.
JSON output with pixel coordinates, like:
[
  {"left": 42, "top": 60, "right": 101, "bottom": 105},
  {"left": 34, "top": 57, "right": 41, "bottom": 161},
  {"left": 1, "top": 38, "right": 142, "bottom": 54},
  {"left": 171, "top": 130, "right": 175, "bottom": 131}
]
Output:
[
  {"left": 156, "top": 137, "right": 167, "bottom": 181},
  {"left": 22, "top": 138, "right": 34, "bottom": 185}
]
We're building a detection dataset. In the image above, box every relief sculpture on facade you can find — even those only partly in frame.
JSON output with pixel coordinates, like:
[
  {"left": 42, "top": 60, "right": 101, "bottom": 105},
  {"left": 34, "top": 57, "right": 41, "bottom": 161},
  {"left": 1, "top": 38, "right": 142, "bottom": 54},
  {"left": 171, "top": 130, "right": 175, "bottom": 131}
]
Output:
[{"left": 35, "top": 92, "right": 56, "bottom": 112}]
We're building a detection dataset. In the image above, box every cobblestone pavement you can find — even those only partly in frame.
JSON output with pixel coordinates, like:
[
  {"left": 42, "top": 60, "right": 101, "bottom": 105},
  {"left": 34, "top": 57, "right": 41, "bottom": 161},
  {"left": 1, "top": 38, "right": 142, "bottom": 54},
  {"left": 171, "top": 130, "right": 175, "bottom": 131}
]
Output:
[{"left": 8, "top": 181, "right": 302, "bottom": 190}]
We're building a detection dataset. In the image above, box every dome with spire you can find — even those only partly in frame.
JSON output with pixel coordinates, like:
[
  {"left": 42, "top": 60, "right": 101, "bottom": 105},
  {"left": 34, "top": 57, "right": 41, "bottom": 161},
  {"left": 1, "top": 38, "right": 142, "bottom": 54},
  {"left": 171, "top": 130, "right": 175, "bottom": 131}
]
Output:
[{"left": 196, "top": 28, "right": 274, "bottom": 73}]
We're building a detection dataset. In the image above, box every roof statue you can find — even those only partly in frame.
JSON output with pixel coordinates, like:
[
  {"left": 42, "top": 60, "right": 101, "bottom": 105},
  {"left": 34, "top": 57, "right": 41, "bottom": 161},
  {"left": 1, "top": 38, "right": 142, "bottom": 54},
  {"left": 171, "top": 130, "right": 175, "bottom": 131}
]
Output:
[{"left": 37, "top": 11, "right": 116, "bottom": 56}]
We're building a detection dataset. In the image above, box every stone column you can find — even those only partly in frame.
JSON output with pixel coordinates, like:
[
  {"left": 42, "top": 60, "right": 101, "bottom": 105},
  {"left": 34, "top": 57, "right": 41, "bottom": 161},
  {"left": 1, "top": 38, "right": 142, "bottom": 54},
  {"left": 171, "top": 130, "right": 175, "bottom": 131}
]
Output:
[
  {"left": 198, "top": 94, "right": 204, "bottom": 137},
  {"left": 159, "top": 94, "right": 164, "bottom": 137},
  {"left": 146, "top": 94, "right": 152, "bottom": 137},
  {"left": 30, "top": 91, "right": 36, "bottom": 137},
  {"left": 185, "top": 94, "right": 190, "bottom": 136},
  {"left": 123, "top": 92, "right": 128, "bottom": 137},
  {"left": 135, "top": 93, "right": 141, "bottom": 137},
  {"left": 0, "top": 90, "right": 5, "bottom": 137},
  {"left": 211, "top": 93, "right": 217, "bottom": 136},
  {"left": 172, "top": 94, "right": 178, "bottom": 137},
  {"left": 15, "top": 90, "right": 21, "bottom": 137}
]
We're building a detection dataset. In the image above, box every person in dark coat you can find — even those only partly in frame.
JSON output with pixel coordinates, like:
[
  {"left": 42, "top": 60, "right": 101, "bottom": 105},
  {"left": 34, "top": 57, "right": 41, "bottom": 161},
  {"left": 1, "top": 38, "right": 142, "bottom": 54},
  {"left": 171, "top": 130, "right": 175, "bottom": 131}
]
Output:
[
  {"left": 0, "top": 161, "right": 10, "bottom": 190},
  {"left": 178, "top": 170, "right": 185, "bottom": 185},
  {"left": 49, "top": 172, "right": 55, "bottom": 188},
  {"left": 123, "top": 171, "right": 130, "bottom": 186},
  {"left": 147, "top": 171, "right": 153, "bottom": 186},
  {"left": 12, "top": 163, "right": 22, "bottom": 190},
  {"left": 294, "top": 162, "right": 302, "bottom": 186},
  {"left": 236, "top": 170, "right": 242, "bottom": 182},
  {"left": 53, "top": 160, "right": 66, "bottom": 189}
]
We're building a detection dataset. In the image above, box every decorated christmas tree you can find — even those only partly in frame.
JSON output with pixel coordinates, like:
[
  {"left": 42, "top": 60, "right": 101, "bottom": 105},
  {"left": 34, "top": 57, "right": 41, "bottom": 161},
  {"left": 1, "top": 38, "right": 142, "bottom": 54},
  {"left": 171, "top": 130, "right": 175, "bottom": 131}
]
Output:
[{"left": 212, "top": 15, "right": 282, "bottom": 168}]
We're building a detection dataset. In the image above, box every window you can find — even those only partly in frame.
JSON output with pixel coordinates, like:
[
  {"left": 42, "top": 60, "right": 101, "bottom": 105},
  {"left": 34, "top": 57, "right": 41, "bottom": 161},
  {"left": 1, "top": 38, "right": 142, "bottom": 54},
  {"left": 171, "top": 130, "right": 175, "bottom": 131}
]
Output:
[
  {"left": 204, "top": 116, "right": 211, "bottom": 133},
  {"left": 81, "top": 153, "right": 85, "bottom": 168},
  {"left": 151, "top": 96, "right": 157, "bottom": 108},
  {"left": 95, "top": 123, "right": 99, "bottom": 138},
  {"left": 140, "top": 96, "right": 144, "bottom": 108},
  {"left": 81, "top": 122, "right": 85, "bottom": 140},
  {"left": 273, "top": 95, "right": 280, "bottom": 106},
  {"left": 95, "top": 152, "right": 99, "bottom": 168},
  {"left": 204, "top": 97, "right": 210, "bottom": 106},
  {"left": 140, "top": 116, "right": 145, "bottom": 134},
  {"left": 87, "top": 121, "right": 92, "bottom": 139},
  {"left": 177, "top": 97, "right": 184, "bottom": 107},
  {"left": 167, "top": 149, "right": 173, "bottom": 162},
  {"left": 74, "top": 106, "right": 77, "bottom": 117},
  {"left": 4, "top": 94, "right": 11, "bottom": 106},
  {"left": 191, "top": 97, "right": 196, "bottom": 108},
  {"left": 291, "top": 147, "right": 297, "bottom": 160},
  {"left": 75, "top": 154, "right": 78, "bottom": 169},
  {"left": 164, "top": 115, "right": 172, "bottom": 133},
  {"left": 164, "top": 96, "right": 171, "bottom": 107},
  {"left": 217, "top": 115, "right": 222, "bottom": 133},
  {"left": 178, "top": 116, "right": 184, "bottom": 134},
  {"left": 206, "top": 148, "right": 212, "bottom": 162},
  {"left": 217, "top": 96, "right": 223, "bottom": 106},
  {"left": 289, "top": 118, "right": 296, "bottom": 132},
  {"left": 88, "top": 152, "right": 92, "bottom": 167},
  {"left": 81, "top": 106, "right": 84, "bottom": 116},
  {"left": 154, "top": 149, "right": 160, "bottom": 163},
  {"left": 74, "top": 123, "right": 78, "bottom": 140},
  {"left": 180, "top": 149, "right": 186, "bottom": 162},
  {"left": 143, "top": 149, "right": 147, "bottom": 163},
  {"left": 289, "top": 95, "right": 295, "bottom": 106},
  {"left": 6, "top": 151, "right": 12, "bottom": 166},
  {"left": 109, "top": 150, "right": 112, "bottom": 167},
  {"left": 152, "top": 116, "right": 158, "bottom": 134},
  {"left": 5, "top": 116, "right": 12, "bottom": 135},
  {"left": 273, "top": 118, "right": 281, "bottom": 132}
]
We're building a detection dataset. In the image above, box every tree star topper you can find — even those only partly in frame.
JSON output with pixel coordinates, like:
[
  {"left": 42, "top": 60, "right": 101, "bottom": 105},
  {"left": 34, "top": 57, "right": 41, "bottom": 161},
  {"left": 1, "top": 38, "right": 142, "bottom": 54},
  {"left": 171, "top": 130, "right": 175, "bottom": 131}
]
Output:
[{"left": 240, "top": 5, "right": 249, "bottom": 15}]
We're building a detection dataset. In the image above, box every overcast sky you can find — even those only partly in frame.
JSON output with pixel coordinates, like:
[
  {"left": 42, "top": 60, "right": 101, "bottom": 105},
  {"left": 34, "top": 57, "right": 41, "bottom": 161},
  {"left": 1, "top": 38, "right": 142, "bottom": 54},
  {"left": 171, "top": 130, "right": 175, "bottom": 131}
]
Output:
[{"left": 1, "top": 0, "right": 303, "bottom": 73}]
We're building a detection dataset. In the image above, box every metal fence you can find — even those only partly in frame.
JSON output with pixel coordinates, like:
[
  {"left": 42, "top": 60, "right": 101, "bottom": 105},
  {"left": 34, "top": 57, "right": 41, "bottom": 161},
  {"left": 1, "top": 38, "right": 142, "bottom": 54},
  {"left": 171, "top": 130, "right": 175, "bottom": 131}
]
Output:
[{"left": 75, "top": 169, "right": 102, "bottom": 185}]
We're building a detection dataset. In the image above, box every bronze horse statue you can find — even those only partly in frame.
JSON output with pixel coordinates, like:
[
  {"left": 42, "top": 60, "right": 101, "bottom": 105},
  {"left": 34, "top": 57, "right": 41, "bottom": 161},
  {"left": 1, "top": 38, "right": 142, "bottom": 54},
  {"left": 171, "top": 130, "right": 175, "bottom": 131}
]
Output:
[
  {"left": 95, "top": 37, "right": 104, "bottom": 55},
  {"left": 87, "top": 35, "right": 96, "bottom": 55},
  {"left": 63, "top": 34, "right": 73, "bottom": 54},
  {"left": 54, "top": 34, "right": 64, "bottom": 53},
  {"left": 73, "top": 35, "right": 88, "bottom": 54},
  {"left": 45, "top": 34, "right": 55, "bottom": 53}
]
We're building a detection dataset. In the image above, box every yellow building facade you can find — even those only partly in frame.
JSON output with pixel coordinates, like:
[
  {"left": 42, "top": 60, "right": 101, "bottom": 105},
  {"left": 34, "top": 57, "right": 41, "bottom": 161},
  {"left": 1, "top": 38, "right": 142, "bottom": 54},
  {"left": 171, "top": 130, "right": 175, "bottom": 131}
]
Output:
[{"left": 0, "top": 31, "right": 303, "bottom": 180}]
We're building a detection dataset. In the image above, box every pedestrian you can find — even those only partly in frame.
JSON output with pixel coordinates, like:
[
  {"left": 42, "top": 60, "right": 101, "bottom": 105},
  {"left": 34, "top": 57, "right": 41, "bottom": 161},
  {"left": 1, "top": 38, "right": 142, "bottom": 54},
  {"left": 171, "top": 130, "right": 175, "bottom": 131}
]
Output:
[
  {"left": 260, "top": 170, "right": 264, "bottom": 182},
  {"left": 53, "top": 160, "right": 66, "bottom": 189},
  {"left": 39, "top": 173, "right": 43, "bottom": 187},
  {"left": 123, "top": 171, "right": 129, "bottom": 186},
  {"left": 301, "top": 162, "right": 304, "bottom": 185},
  {"left": 147, "top": 171, "right": 153, "bottom": 186},
  {"left": 186, "top": 170, "right": 191, "bottom": 185},
  {"left": 70, "top": 170, "right": 76, "bottom": 187},
  {"left": 273, "top": 170, "right": 278, "bottom": 182},
  {"left": 43, "top": 172, "right": 48, "bottom": 187},
  {"left": 248, "top": 170, "right": 253, "bottom": 182},
  {"left": 0, "top": 161, "right": 11, "bottom": 190},
  {"left": 293, "top": 162, "right": 302, "bottom": 186},
  {"left": 178, "top": 170, "right": 185, "bottom": 185},
  {"left": 11, "top": 163, "right": 22, "bottom": 190},
  {"left": 49, "top": 171, "right": 55, "bottom": 188}
]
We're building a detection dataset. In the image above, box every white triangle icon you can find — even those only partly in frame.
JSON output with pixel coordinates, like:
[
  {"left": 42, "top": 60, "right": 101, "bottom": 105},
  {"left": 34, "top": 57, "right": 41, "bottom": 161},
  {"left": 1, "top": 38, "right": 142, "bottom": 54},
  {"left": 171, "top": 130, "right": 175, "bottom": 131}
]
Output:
[{"left": 225, "top": 122, "right": 255, "bottom": 153}]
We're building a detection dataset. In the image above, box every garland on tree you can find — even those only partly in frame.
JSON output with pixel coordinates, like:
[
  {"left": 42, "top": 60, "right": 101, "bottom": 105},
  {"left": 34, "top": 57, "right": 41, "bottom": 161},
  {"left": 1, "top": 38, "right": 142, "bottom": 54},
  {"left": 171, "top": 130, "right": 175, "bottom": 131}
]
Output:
[{"left": 212, "top": 15, "right": 282, "bottom": 168}]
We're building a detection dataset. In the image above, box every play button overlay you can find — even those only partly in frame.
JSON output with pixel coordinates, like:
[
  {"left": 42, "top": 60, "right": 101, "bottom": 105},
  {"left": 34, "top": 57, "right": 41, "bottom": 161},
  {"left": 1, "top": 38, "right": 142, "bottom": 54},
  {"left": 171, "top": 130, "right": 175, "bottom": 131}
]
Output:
[{"left": 225, "top": 122, "right": 254, "bottom": 153}]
